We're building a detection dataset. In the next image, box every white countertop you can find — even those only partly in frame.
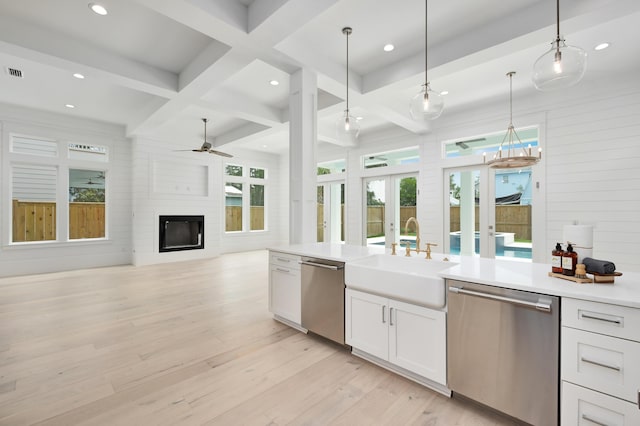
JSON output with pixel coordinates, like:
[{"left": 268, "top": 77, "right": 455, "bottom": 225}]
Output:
[
  {"left": 269, "top": 242, "right": 386, "bottom": 262},
  {"left": 269, "top": 243, "right": 640, "bottom": 309},
  {"left": 440, "top": 256, "right": 640, "bottom": 309}
]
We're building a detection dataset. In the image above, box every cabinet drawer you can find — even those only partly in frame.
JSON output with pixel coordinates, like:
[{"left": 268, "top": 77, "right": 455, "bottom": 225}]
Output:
[
  {"left": 563, "top": 298, "right": 640, "bottom": 342},
  {"left": 562, "top": 327, "right": 640, "bottom": 404},
  {"left": 270, "top": 252, "right": 301, "bottom": 270},
  {"left": 562, "top": 381, "right": 640, "bottom": 426}
]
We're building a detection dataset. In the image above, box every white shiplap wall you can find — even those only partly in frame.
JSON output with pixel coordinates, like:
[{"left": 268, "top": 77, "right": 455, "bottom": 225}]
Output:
[
  {"left": 219, "top": 148, "right": 286, "bottom": 253},
  {"left": 131, "top": 139, "right": 285, "bottom": 264},
  {"left": 313, "top": 73, "right": 640, "bottom": 272},
  {"left": 0, "top": 103, "right": 132, "bottom": 277},
  {"left": 545, "top": 89, "right": 640, "bottom": 271}
]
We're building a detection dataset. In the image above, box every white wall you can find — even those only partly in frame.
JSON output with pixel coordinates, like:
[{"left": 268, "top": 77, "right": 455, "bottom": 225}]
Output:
[
  {"left": 219, "top": 148, "right": 286, "bottom": 253},
  {"left": 316, "top": 72, "right": 640, "bottom": 272},
  {"left": 131, "top": 139, "right": 286, "bottom": 265},
  {"left": 0, "top": 103, "right": 132, "bottom": 277}
]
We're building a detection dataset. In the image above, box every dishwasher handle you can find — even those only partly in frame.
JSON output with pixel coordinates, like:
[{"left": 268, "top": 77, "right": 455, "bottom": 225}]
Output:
[
  {"left": 299, "top": 260, "right": 344, "bottom": 270},
  {"left": 449, "top": 286, "right": 552, "bottom": 313}
]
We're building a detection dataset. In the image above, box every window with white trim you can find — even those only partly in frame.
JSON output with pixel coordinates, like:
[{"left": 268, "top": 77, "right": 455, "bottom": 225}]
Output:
[{"left": 225, "top": 164, "right": 267, "bottom": 233}]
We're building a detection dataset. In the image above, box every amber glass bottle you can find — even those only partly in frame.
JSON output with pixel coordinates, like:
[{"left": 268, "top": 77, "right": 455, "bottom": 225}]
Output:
[
  {"left": 562, "top": 243, "right": 578, "bottom": 276},
  {"left": 551, "top": 243, "right": 564, "bottom": 274}
]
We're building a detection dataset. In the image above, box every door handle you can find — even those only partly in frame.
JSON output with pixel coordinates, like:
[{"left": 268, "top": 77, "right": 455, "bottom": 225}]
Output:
[
  {"left": 275, "top": 267, "right": 290, "bottom": 273},
  {"left": 581, "top": 413, "right": 611, "bottom": 426},
  {"left": 382, "top": 305, "right": 386, "bottom": 323},
  {"left": 580, "top": 357, "right": 621, "bottom": 372},
  {"left": 579, "top": 312, "right": 622, "bottom": 325},
  {"left": 389, "top": 307, "right": 394, "bottom": 326},
  {"left": 449, "top": 286, "right": 552, "bottom": 312},
  {"left": 299, "top": 260, "right": 343, "bottom": 270}
]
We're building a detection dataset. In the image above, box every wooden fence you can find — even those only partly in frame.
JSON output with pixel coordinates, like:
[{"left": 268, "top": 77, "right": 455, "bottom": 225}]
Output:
[
  {"left": 366, "top": 206, "right": 417, "bottom": 237},
  {"left": 12, "top": 200, "right": 105, "bottom": 242},
  {"left": 317, "top": 205, "right": 345, "bottom": 242},
  {"left": 450, "top": 205, "right": 531, "bottom": 241},
  {"left": 225, "top": 206, "right": 264, "bottom": 231}
]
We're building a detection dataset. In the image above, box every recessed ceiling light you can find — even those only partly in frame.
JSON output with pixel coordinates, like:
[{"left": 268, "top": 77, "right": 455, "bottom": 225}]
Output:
[
  {"left": 262, "top": 144, "right": 268, "bottom": 148},
  {"left": 594, "top": 42, "right": 610, "bottom": 51},
  {"left": 383, "top": 44, "right": 395, "bottom": 52},
  {"left": 356, "top": 116, "right": 364, "bottom": 120},
  {"left": 73, "top": 73, "right": 85, "bottom": 79},
  {"left": 65, "top": 104, "right": 75, "bottom": 109},
  {"left": 88, "top": 3, "right": 108, "bottom": 16},
  {"left": 440, "top": 90, "right": 449, "bottom": 95},
  {"left": 269, "top": 80, "right": 279, "bottom": 86}
]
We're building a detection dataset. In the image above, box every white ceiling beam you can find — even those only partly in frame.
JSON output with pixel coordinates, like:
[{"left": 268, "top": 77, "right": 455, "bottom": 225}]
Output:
[
  {"left": 194, "top": 89, "right": 283, "bottom": 127},
  {"left": 128, "top": 49, "right": 254, "bottom": 136},
  {"left": 179, "top": 41, "right": 232, "bottom": 90},
  {"left": 214, "top": 122, "right": 271, "bottom": 147},
  {"left": 362, "top": 0, "right": 640, "bottom": 95},
  {"left": 0, "top": 16, "right": 178, "bottom": 99}
]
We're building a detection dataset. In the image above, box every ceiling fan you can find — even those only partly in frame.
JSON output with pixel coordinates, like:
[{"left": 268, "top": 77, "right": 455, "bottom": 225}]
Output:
[{"left": 174, "top": 118, "right": 233, "bottom": 158}]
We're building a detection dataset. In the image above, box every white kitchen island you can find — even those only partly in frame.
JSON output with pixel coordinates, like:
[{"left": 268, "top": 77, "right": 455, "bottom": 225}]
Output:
[{"left": 269, "top": 243, "right": 640, "bottom": 425}]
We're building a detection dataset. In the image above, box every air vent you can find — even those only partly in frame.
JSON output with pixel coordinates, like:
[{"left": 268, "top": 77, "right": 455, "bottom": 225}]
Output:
[{"left": 6, "top": 67, "right": 23, "bottom": 78}]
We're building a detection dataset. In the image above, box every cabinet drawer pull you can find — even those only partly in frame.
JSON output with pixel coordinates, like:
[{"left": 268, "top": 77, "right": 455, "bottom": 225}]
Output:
[
  {"left": 382, "top": 305, "right": 386, "bottom": 324},
  {"left": 581, "top": 413, "right": 611, "bottom": 426},
  {"left": 276, "top": 257, "right": 291, "bottom": 263},
  {"left": 580, "top": 312, "right": 622, "bottom": 325},
  {"left": 389, "top": 307, "right": 394, "bottom": 326},
  {"left": 275, "top": 267, "right": 290, "bottom": 273},
  {"left": 580, "top": 356, "right": 621, "bottom": 372}
]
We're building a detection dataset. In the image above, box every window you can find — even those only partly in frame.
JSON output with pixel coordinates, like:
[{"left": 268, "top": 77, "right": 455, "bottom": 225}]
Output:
[
  {"left": 12, "top": 164, "right": 57, "bottom": 242},
  {"left": 444, "top": 128, "right": 539, "bottom": 160},
  {"left": 7, "top": 132, "right": 110, "bottom": 244},
  {"left": 362, "top": 147, "right": 419, "bottom": 169},
  {"left": 317, "top": 159, "right": 346, "bottom": 175},
  {"left": 68, "top": 169, "right": 106, "bottom": 239},
  {"left": 225, "top": 164, "right": 267, "bottom": 233}
]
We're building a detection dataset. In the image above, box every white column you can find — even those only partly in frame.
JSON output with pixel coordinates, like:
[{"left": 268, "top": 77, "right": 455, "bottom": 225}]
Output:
[
  {"left": 289, "top": 68, "right": 317, "bottom": 244},
  {"left": 459, "top": 170, "right": 476, "bottom": 256}
]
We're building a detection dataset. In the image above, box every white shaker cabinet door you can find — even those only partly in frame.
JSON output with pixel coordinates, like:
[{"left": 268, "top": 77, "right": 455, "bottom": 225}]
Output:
[
  {"left": 269, "top": 264, "right": 301, "bottom": 324},
  {"left": 388, "top": 299, "right": 447, "bottom": 385},
  {"left": 562, "top": 381, "right": 640, "bottom": 426},
  {"left": 345, "top": 288, "right": 388, "bottom": 360}
]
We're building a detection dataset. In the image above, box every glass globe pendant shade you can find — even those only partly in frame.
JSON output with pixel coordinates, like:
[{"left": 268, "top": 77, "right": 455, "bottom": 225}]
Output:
[
  {"left": 410, "top": 83, "right": 444, "bottom": 120},
  {"left": 532, "top": 37, "right": 587, "bottom": 91},
  {"left": 336, "top": 109, "right": 360, "bottom": 146}
]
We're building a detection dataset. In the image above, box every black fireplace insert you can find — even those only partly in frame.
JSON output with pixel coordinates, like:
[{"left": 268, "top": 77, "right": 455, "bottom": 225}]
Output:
[{"left": 159, "top": 215, "right": 204, "bottom": 252}]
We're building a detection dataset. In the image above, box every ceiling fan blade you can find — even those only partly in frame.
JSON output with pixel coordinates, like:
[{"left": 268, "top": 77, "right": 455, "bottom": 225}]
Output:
[
  {"left": 208, "top": 149, "right": 233, "bottom": 158},
  {"left": 173, "top": 149, "right": 196, "bottom": 152}
]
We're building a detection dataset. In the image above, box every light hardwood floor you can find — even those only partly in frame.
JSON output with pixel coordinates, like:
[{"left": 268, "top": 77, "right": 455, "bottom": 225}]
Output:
[{"left": 0, "top": 250, "right": 516, "bottom": 425}]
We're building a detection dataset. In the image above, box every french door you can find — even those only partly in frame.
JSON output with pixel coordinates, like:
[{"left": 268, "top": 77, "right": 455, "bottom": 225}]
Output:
[
  {"left": 444, "top": 167, "right": 493, "bottom": 257},
  {"left": 444, "top": 166, "right": 534, "bottom": 260},
  {"left": 364, "top": 174, "right": 417, "bottom": 248},
  {"left": 317, "top": 181, "right": 344, "bottom": 243}
]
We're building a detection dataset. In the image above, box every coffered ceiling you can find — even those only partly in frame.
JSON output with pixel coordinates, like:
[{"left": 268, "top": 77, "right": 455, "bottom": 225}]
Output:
[{"left": 1, "top": 0, "right": 639, "bottom": 154}]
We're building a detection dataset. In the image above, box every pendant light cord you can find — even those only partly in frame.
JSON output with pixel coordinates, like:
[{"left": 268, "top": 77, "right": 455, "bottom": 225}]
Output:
[
  {"left": 346, "top": 29, "right": 349, "bottom": 111},
  {"left": 425, "top": 0, "right": 428, "bottom": 84},
  {"left": 556, "top": 0, "right": 560, "bottom": 42}
]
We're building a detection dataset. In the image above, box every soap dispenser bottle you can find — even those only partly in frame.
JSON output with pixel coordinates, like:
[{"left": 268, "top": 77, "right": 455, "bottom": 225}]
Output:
[
  {"left": 552, "top": 243, "right": 564, "bottom": 274},
  {"left": 562, "top": 243, "right": 578, "bottom": 276}
]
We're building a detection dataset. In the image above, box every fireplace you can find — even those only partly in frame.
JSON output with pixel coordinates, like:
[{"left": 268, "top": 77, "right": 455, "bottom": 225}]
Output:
[{"left": 159, "top": 215, "right": 204, "bottom": 252}]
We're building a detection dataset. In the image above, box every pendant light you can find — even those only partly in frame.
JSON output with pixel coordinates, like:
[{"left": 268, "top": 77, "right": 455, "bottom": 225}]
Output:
[
  {"left": 532, "top": 0, "right": 587, "bottom": 91},
  {"left": 410, "top": 0, "right": 443, "bottom": 120},
  {"left": 485, "top": 72, "right": 541, "bottom": 169},
  {"left": 336, "top": 27, "right": 359, "bottom": 145}
]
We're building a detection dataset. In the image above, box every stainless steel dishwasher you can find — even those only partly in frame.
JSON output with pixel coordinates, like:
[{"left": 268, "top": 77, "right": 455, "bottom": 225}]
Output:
[
  {"left": 447, "top": 280, "right": 559, "bottom": 426},
  {"left": 300, "top": 257, "right": 346, "bottom": 345}
]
